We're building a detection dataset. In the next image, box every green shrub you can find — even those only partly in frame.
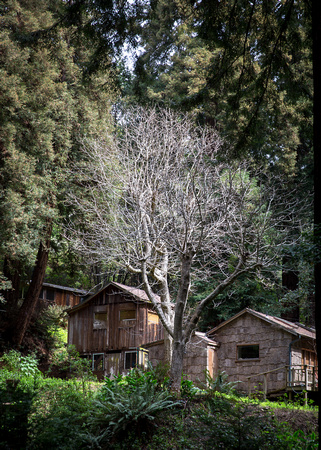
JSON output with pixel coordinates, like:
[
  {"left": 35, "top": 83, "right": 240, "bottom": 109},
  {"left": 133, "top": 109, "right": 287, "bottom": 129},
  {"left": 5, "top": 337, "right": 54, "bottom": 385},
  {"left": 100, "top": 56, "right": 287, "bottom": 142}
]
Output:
[
  {"left": 181, "top": 376, "right": 202, "bottom": 400},
  {"left": 191, "top": 395, "right": 289, "bottom": 449},
  {"left": 29, "top": 378, "right": 95, "bottom": 449},
  {"left": 0, "top": 351, "right": 42, "bottom": 449},
  {"left": 278, "top": 429, "right": 318, "bottom": 450},
  {"left": 204, "top": 370, "right": 239, "bottom": 395},
  {"left": 87, "top": 369, "right": 180, "bottom": 446},
  {"left": 0, "top": 349, "right": 42, "bottom": 378}
]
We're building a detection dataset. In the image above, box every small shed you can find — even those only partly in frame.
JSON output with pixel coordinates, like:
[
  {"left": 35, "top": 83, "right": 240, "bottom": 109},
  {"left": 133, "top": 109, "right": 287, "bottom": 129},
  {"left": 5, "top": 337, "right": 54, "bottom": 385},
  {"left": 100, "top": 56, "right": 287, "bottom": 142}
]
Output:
[
  {"left": 40, "top": 283, "right": 87, "bottom": 308},
  {"left": 67, "top": 282, "right": 164, "bottom": 377},
  {"left": 207, "top": 308, "right": 317, "bottom": 397},
  {"left": 144, "top": 332, "right": 219, "bottom": 387}
]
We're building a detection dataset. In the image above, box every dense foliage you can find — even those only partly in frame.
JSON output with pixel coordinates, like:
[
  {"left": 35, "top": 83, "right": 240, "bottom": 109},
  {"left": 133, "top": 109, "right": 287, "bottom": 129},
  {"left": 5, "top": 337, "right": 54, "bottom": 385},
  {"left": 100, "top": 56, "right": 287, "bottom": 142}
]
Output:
[
  {"left": 0, "top": 0, "right": 116, "bottom": 346},
  {"left": 0, "top": 351, "right": 318, "bottom": 449}
]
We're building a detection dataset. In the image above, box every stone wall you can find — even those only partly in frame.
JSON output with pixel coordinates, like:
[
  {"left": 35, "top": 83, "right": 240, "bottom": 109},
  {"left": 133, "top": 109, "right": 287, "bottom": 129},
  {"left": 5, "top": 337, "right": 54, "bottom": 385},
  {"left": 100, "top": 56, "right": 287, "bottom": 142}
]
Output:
[
  {"left": 144, "top": 334, "right": 217, "bottom": 387},
  {"left": 213, "top": 313, "right": 293, "bottom": 393},
  {"left": 183, "top": 335, "right": 216, "bottom": 387}
]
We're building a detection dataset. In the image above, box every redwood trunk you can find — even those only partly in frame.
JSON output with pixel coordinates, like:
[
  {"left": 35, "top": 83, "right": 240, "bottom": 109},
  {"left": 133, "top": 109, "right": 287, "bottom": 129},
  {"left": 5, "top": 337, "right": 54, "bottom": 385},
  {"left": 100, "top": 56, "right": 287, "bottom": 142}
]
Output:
[{"left": 11, "top": 227, "right": 52, "bottom": 346}]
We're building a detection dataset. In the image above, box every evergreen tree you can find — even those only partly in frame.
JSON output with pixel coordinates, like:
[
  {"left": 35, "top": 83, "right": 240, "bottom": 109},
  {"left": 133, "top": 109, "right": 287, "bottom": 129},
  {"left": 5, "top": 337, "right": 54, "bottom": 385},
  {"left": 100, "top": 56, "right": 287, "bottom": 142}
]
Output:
[
  {"left": 131, "top": 0, "right": 312, "bottom": 177},
  {"left": 0, "top": 0, "right": 116, "bottom": 346}
]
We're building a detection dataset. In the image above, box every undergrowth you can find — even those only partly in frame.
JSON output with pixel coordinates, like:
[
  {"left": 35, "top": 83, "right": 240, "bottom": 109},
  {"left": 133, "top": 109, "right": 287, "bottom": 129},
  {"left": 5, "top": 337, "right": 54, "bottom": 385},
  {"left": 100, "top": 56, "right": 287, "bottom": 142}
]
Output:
[{"left": 0, "top": 351, "right": 318, "bottom": 449}]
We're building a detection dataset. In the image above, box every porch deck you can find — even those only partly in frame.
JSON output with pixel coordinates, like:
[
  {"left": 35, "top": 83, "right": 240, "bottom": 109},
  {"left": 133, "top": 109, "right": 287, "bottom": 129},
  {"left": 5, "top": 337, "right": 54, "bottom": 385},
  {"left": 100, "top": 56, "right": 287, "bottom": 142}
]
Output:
[{"left": 246, "top": 365, "right": 318, "bottom": 402}]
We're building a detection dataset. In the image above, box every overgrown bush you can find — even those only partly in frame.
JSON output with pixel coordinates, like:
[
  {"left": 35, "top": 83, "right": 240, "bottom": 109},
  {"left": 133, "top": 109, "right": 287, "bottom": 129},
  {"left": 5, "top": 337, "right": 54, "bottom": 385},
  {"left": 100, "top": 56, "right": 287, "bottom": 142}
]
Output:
[
  {"left": 29, "top": 378, "right": 95, "bottom": 449},
  {"left": 204, "top": 370, "right": 239, "bottom": 395},
  {"left": 48, "top": 345, "right": 95, "bottom": 387},
  {"left": 0, "top": 351, "right": 42, "bottom": 449},
  {"left": 86, "top": 369, "right": 180, "bottom": 446}
]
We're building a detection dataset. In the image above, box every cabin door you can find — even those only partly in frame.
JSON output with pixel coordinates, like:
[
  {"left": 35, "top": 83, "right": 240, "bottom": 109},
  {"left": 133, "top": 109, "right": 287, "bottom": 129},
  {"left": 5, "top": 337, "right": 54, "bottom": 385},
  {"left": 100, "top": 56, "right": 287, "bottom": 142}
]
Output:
[
  {"left": 105, "top": 352, "right": 121, "bottom": 376},
  {"left": 207, "top": 347, "right": 218, "bottom": 379}
]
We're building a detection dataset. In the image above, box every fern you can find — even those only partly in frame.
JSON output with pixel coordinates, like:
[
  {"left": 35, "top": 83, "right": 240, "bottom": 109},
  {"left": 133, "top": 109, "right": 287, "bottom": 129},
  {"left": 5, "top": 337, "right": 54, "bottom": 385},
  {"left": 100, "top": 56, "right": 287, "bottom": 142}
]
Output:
[{"left": 88, "top": 374, "right": 180, "bottom": 444}]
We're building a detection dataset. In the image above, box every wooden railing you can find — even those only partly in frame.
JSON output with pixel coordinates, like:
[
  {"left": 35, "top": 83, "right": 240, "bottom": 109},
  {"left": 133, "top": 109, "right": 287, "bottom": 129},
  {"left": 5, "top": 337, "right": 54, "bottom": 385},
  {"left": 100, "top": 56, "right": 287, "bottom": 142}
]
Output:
[{"left": 246, "top": 365, "right": 318, "bottom": 401}]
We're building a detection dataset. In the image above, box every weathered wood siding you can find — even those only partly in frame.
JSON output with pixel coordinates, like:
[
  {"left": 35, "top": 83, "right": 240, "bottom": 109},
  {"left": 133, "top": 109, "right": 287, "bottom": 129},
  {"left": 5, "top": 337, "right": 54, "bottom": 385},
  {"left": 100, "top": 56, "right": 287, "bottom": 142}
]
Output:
[
  {"left": 53, "top": 290, "right": 81, "bottom": 308},
  {"left": 213, "top": 312, "right": 294, "bottom": 393},
  {"left": 68, "top": 285, "right": 163, "bottom": 354},
  {"left": 40, "top": 285, "right": 83, "bottom": 308}
]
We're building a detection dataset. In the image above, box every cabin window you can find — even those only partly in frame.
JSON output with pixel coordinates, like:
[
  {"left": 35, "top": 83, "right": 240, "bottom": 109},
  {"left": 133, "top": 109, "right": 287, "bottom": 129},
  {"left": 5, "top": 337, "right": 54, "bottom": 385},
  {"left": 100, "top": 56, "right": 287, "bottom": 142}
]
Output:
[
  {"left": 148, "top": 312, "right": 159, "bottom": 324},
  {"left": 137, "top": 347, "right": 149, "bottom": 370},
  {"left": 46, "top": 288, "right": 55, "bottom": 302},
  {"left": 237, "top": 344, "right": 259, "bottom": 360},
  {"left": 92, "top": 353, "right": 104, "bottom": 371},
  {"left": 120, "top": 310, "right": 136, "bottom": 321},
  {"left": 302, "top": 349, "right": 317, "bottom": 367},
  {"left": 125, "top": 351, "right": 137, "bottom": 369},
  {"left": 93, "top": 312, "right": 108, "bottom": 329},
  {"left": 39, "top": 289, "right": 44, "bottom": 299},
  {"left": 66, "top": 294, "right": 70, "bottom": 307}
]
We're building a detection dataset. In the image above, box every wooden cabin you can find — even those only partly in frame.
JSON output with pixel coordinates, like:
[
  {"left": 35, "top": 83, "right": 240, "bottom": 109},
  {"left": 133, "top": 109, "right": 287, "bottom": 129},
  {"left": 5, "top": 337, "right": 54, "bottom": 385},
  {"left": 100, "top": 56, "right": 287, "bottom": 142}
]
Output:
[
  {"left": 40, "top": 282, "right": 87, "bottom": 308},
  {"left": 208, "top": 308, "right": 318, "bottom": 399},
  {"left": 67, "top": 282, "right": 164, "bottom": 377}
]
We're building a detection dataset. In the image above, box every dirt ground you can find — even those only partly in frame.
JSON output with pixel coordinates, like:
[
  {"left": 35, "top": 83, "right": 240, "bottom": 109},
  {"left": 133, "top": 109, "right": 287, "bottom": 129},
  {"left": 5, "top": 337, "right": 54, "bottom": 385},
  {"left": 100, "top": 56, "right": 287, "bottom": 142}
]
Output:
[{"left": 272, "top": 408, "right": 318, "bottom": 435}]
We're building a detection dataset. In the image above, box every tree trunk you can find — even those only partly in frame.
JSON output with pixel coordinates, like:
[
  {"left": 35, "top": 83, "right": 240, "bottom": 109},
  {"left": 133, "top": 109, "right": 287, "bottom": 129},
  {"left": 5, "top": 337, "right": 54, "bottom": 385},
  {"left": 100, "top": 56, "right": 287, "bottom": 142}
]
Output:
[
  {"left": 170, "top": 339, "right": 185, "bottom": 392},
  {"left": 11, "top": 225, "right": 52, "bottom": 346},
  {"left": 163, "top": 329, "right": 173, "bottom": 366},
  {"left": 2, "top": 257, "right": 21, "bottom": 314},
  {"left": 169, "top": 253, "right": 193, "bottom": 391}
]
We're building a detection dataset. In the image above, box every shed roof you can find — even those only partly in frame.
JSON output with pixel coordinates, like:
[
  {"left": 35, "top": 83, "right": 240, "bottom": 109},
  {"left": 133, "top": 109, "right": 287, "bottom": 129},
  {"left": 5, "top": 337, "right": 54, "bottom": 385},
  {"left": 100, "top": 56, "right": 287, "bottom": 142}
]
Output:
[
  {"left": 67, "top": 281, "right": 161, "bottom": 314},
  {"left": 207, "top": 308, "right": 315, "bottom": 340},
  {"left": 42, "top": 282, "right": 87, "bottom": 295}
]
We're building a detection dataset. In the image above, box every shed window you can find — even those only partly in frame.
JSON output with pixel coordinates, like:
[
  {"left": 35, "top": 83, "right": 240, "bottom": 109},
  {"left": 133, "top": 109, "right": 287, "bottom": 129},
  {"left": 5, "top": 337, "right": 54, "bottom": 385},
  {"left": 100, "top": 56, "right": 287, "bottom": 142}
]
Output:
[
  {"left": 120, "top": 310, "right": 136, "bottom": 321},
  {"left": 46, "top": 288, "right": 55, "bottom": 302},
  {"left": 237, "top": 345, "right": 259, "bottom": 360},
  {"left": 148, "top": 312, "right": 159, "bottom": 324},
  {"left": 93, "top": 312, "right": 108, "bottom": 329},
  {"left": 125, "top": 351, "right": 137, "bottom": 369},
  {"left": 302, "top": 349, "right": 317, "bottom": 367},
  {"left": 92, "top": 353, "right": 104, "bottom": 371}
]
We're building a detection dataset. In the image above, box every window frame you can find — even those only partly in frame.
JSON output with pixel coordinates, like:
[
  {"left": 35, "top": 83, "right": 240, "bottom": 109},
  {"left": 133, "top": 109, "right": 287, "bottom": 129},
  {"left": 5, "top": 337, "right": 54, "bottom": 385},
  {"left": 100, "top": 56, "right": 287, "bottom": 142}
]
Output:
[
  {"left": 124, "top": 350, "right": 137, "bottom": 370},
  {"left": 119, "top": 309, "right": 136, "bottom": 321},
  {"left": 236, "top": 344, "right": 260, "bottom": 361},
  {"left": 92, "top": 353, "right": 104, "bottom": 371}
]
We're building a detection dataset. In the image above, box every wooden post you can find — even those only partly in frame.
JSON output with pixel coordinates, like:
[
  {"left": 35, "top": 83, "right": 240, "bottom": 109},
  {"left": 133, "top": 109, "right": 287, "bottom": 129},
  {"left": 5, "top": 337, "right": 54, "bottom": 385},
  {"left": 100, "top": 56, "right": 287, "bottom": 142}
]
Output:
[
  {"left": 248, "top": 378, "right": 251, "bottom": 398},
  {"left": 291, "top": 367, "right": 295, "bottom": 386},
  {"left": 263, "top": 374, "right": 267, "bottom": 400},
  {"left": 312, "top": 366, "right": 316, "bottom": 391},
  {"left": 285, "top": 366, "right": 289, "bottom": 389}
]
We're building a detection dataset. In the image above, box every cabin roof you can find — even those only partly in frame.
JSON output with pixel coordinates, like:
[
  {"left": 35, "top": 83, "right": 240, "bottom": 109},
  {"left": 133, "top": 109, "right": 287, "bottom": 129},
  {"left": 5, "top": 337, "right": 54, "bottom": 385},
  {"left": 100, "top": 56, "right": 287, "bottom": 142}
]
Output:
[
  {"left": 207, "top": 308, "right": 316, "bottom": 340},
  {"left": 67, "top": 281, "right": 161, "bottom": 314},
  {"left": 42, "top": 282, "right": 87, "bottom": 295}
]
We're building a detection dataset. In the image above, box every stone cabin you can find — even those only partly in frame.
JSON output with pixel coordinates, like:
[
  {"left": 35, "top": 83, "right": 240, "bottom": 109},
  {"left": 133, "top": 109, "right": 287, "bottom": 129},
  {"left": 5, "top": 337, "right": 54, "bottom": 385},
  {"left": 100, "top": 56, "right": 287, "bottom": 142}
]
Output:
[
  {"left": 207, "top": 308, "right": 317, "bottom": 396},
  {"left": 144, "top": 332, "right": 218, "bottom": 387}
]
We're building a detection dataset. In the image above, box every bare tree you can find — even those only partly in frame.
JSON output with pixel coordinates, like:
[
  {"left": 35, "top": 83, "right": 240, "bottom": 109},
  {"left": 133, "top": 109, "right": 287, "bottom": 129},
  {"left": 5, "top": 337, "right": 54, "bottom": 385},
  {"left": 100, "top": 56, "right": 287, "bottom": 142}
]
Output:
[{"left": 69, "top": 107, "right": 302, "bottom": 390}]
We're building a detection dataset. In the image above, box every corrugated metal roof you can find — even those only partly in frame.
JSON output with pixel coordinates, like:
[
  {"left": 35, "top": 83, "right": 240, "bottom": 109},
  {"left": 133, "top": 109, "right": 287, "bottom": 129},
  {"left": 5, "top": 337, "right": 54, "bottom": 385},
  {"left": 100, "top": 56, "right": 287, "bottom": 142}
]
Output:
[{"left": 207, "top": 307, "right": 315, "bottom": 340}]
